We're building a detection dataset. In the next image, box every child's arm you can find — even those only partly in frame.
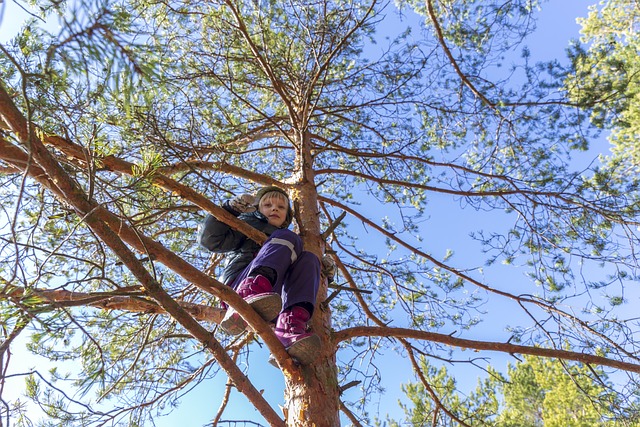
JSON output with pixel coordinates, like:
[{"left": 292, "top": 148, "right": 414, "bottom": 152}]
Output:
[{"left": 198, "top": 194, "right": 255, "bottom": 253}]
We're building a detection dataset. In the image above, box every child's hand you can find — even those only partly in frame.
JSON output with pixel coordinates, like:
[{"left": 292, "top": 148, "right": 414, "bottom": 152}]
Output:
[{"left": 229, "top": 193, "right": 257, "bottom": 213}]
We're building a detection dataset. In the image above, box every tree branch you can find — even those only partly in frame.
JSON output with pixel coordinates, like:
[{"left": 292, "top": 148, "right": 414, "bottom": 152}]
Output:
[
  {"left": 334, "top": 326, "right": 640, "bottom": 374},
  {"left": 1, "top": 285, "right": 225, "bottom": 323}
]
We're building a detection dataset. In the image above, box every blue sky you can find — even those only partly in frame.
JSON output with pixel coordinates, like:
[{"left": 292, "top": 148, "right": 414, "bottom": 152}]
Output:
[{"left": 0, "top": 1, "right": 601, "bottom": 426}]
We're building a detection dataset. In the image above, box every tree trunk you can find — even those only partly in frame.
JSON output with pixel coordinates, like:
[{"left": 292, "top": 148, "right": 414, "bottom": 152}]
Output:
[
  {"left": 283, "top": 130, "right": 342, "bottom": 426},
  {"left": 283, "top": 359, "right": 341, "bottom": 426}
]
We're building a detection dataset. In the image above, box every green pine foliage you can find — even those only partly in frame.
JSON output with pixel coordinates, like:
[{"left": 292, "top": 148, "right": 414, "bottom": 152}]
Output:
[
  {"left": 567, "top": 0, "right": 640, "bottom": 169},
  {"left": 391, "top": 355, "right": 640, "bottom": 427}
]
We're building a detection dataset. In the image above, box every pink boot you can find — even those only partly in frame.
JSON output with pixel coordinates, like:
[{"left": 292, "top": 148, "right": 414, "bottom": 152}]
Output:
[
  {"left": 220, "top": 275, "right": 282, "bottom": 335},
  {"left": 274, "top": 306, "right": 321, "bottom": 365}
]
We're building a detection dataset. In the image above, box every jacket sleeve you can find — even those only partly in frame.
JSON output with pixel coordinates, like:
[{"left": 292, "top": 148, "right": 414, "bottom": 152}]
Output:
[{"left": 198, "top": 212, "right": 247, "bottom": 253}]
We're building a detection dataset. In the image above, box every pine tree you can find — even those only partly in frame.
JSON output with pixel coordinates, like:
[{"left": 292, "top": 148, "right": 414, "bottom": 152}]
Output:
[
  {"left": 394, "top": 355, "right": 640, "bottom": 427},
  {"left": 2, "top": 1, "right": 640, "bottom": 425}
]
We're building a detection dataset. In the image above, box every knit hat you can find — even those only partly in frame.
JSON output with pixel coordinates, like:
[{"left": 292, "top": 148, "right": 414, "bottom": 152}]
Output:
[{"left": 255, "top": 186, "right": 293, "bottom": 228}]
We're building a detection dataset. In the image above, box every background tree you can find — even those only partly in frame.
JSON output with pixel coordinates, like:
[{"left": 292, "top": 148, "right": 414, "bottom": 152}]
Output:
[
  {"left": 392, "top": 355, "right": 640, "bottom": 426},
  {"left": 567, "top": 0, "right": 640, "bottom": 168},
  {"left": 2, "top": 0, "right": 640, "bottom": 426}
]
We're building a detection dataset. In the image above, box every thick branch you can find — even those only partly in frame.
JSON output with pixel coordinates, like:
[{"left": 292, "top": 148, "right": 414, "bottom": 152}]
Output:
[
  {"left": 334, "top": 326, "right": 640, "bottom": 374},
  {"left": 1, "top": 286, "right": 224, "bottom": 323}
]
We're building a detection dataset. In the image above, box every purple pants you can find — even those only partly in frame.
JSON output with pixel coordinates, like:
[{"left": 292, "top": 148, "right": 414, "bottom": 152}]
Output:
[{"left": 231, "top": 229, "right": 320, "bottom": 310}]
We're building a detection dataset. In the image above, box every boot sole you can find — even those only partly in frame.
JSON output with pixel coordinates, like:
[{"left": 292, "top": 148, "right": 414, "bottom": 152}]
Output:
[
  {"left": 245, "top": 293, "right": 282, "bottom": 323},
  {"left": 220, "top": 293, "right": 282, "bottom": 335},
  {"left": 220, "top": 310, "right": 246, "bottom": 335},
  {"left": 285, "top": 334, "right": 321, "bottom": 365},
  {"left": 267, "top": 335, "right": 322, "bottom": 367}
]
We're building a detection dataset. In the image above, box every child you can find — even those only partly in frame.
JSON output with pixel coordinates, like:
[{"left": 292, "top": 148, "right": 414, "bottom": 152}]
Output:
[{"left": 199, "top": 186, "right": 321, "bottom": 364}]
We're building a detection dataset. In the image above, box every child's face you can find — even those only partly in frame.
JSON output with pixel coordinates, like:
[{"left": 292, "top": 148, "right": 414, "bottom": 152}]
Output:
[{"left": 259, "top": 195, "right": 288, "bottom": 227}]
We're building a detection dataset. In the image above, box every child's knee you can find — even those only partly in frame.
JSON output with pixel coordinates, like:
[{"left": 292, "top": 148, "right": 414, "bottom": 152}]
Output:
[{"left": 299, "top": 251, "right": 321, "bottom": 271}]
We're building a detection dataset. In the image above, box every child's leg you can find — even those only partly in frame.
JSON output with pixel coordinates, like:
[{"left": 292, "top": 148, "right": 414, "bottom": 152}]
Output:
[
  {"left": 273, "top": 251, "right": 321, "bottom": 365},
  {"left": 221, "top": 229, "right": 302, "bottom": 335},
  {"left": 279, "top": 251, "right": 320, "bottom": 310}
]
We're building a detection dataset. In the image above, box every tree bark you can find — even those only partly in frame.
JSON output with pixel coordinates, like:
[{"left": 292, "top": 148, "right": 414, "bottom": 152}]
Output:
[{"left": 282, "top": 360, "right": 341, "bottom": 426}]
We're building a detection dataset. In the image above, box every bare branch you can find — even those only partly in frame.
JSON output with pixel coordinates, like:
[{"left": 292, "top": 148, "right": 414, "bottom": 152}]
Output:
[
  {"left": 1, "top": 285, "right": 224, "bottom": 323},
  {"left": 334, "top": 325, "right": 640, "bottom": 374}
]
